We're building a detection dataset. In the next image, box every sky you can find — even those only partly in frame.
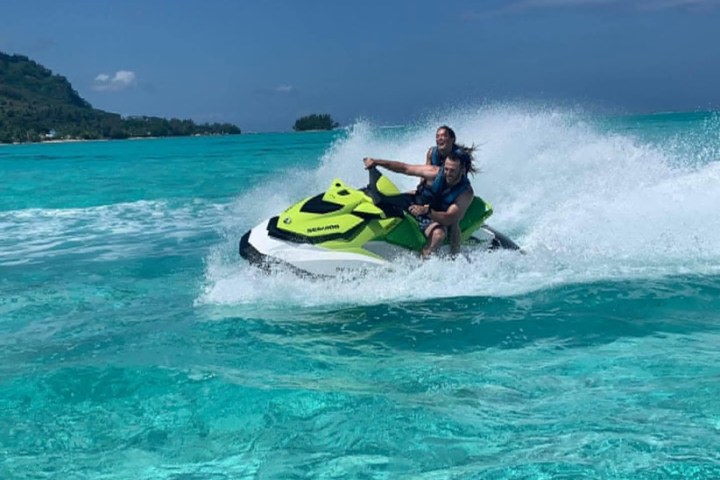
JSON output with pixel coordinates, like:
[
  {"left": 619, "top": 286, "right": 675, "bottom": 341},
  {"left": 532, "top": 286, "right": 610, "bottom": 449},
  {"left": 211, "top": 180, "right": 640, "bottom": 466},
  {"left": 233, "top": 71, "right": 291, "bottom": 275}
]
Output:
[{"left": 1, "top": 0, "right": 719, "bottom": 132}]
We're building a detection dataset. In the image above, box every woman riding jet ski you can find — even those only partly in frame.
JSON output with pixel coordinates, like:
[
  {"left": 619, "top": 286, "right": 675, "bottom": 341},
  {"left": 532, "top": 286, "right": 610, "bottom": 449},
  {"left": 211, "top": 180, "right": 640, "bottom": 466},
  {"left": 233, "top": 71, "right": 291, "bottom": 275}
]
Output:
[{"left": 239, "top": 163, "right": 519, "bottom": 277}]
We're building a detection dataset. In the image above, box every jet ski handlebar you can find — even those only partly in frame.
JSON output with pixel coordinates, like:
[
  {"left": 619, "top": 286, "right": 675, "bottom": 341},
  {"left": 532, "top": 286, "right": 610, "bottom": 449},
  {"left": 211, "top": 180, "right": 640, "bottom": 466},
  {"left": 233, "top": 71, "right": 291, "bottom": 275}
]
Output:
[
  {"left": 364, "top": 166, "right": 413, "bottom": 217},
  {"left": 367, "top": 165, "right": 382, "bottom": 190}
]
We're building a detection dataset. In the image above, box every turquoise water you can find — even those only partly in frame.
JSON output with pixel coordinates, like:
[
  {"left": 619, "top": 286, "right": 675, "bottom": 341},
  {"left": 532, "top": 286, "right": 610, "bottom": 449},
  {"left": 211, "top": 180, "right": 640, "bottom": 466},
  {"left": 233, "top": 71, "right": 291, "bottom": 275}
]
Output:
[{"left": 2, "top": 107, "right": 720, "bottom": 478}]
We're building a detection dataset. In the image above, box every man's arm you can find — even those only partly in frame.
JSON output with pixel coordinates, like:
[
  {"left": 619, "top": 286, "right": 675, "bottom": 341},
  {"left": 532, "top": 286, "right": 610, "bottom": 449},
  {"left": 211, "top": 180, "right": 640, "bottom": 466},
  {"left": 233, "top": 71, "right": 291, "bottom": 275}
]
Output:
[
  {"left": 427, "top": 189, "right": 474, "bottom": 226},
  {"left": 364, "top": 157, "right": 438, "bottom": 181}
]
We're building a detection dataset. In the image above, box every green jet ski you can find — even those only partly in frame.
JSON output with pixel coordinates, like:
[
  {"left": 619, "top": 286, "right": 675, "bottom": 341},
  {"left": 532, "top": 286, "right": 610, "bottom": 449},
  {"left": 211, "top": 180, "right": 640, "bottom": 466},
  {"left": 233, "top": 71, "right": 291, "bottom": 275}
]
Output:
[{"left": 239, "top": 167, "right": 520, "bottom": 276}]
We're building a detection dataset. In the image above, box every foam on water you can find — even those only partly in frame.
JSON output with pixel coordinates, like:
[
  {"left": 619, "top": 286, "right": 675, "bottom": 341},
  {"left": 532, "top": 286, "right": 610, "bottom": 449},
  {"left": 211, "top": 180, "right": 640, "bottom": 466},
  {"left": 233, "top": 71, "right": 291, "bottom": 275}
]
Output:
[
  {"left": 201, "top": 105, "right": 720, "bottom": 306},
  {"left": 0, "top": 199, "right": 227, "bottom": 266},
  {"left": 3, "top": 112, "right": 720, "bottom": 479}
]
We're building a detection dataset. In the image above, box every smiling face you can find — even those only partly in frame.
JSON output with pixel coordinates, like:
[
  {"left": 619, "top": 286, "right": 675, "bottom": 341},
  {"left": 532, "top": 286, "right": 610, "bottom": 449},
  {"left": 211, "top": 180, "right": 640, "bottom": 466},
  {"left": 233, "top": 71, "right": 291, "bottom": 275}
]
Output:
[
  {"left": 443, "top": 156, "right": 464, "bottom": 185},
  {"left": 435, "top": 127, "right": 455, "bottom": 154}
]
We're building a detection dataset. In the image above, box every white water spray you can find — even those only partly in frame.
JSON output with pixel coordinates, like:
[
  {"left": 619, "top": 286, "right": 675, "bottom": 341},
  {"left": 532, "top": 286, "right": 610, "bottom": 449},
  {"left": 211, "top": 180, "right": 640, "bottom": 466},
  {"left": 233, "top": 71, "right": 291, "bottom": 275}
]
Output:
[{"left": 201, "top": 105, "right": 720, "bottom": 306}]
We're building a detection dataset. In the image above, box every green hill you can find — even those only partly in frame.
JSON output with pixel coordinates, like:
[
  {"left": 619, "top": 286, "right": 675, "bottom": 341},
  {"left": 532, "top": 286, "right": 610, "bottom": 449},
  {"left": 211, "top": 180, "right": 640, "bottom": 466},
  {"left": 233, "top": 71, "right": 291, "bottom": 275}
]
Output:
[{"left": 0, "top": 52, "right": 241, "bottom": 144}]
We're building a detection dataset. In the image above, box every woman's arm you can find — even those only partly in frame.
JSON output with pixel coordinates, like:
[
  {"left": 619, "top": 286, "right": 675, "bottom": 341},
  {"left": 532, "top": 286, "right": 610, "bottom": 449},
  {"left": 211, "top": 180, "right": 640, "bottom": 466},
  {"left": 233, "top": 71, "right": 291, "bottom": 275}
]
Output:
[{"left": 363, "top": 157, "right": 438, "bottom": 180}]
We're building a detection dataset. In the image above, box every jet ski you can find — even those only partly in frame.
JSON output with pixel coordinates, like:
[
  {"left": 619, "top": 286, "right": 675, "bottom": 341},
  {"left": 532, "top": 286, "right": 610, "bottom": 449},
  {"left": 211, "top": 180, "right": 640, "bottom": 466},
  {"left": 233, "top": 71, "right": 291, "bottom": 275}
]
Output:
[{"left": 239, "top": 167, "right": 520, "bottom": 276}]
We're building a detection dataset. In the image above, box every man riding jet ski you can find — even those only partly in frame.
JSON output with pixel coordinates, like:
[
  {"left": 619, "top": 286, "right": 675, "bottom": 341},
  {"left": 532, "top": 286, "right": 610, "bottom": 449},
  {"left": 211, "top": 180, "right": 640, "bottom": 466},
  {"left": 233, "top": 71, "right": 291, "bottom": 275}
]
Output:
[
  {"left": 239, "top": 162, "right": 519, "bottom": 277},
  {"left": 363, "top": 148, "right": 477, "bottom": 259}
]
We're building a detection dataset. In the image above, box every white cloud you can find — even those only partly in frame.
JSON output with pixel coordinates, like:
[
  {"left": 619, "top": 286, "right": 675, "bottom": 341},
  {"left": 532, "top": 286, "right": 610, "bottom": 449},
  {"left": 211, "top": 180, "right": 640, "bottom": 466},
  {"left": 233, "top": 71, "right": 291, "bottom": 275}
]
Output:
[
  {"left": 92, "top": 70, "right": 137, "bottom": 92},
  {"left": 253, "top": 84, "right": 298, "bottom": 96},
  {"left": 563, "top": 0, "right": 716, "bottom": 8},
  {"left": 481, "top": 0, "right": 720, "bottom": 14}
]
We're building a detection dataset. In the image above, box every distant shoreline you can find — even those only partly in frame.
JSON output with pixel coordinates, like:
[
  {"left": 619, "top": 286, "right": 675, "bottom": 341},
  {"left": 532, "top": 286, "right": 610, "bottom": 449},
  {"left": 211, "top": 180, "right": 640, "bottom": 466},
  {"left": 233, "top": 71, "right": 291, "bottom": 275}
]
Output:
[{"left": 0, "top": 132, "right": 241, "bottom": 147}]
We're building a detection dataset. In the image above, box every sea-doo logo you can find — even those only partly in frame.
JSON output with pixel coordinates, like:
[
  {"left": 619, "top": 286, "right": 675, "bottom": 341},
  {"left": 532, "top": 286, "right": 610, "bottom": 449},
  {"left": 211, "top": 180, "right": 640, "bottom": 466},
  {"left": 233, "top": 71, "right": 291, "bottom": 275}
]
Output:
[{"left": 307, "top": 224, "right": 341, "bottom": 233}]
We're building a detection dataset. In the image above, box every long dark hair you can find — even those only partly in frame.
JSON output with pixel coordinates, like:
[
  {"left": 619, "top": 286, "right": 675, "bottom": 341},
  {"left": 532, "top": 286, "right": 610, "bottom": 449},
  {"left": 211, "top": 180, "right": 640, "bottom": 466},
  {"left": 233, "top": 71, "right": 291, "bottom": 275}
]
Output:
[
  {"left": 438, "top": 125, "right": 477, "bottom": 174},
  {"left": 437, "top": 125, "right": 456, "bottom": 143},
  {"left": 451, "top": 144, "right": 477, "bottom": 175}
]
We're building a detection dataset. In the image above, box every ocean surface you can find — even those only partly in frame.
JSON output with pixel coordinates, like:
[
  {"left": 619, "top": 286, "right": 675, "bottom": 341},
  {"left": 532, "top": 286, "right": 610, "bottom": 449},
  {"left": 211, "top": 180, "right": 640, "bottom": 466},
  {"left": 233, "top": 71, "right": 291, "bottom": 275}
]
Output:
[{"left": 2, "top": 106, "right": 720, "bottom": 479}]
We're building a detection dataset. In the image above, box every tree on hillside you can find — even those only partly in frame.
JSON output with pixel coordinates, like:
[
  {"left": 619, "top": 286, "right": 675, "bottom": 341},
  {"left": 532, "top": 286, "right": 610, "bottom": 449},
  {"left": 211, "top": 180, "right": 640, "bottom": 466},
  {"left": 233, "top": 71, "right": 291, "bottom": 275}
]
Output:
[
  {"left": 292, "top": 114, "right": 339, "bottom": 131},
  {"left": 0, "top": 50, "right": 242, "bottom": 143}
]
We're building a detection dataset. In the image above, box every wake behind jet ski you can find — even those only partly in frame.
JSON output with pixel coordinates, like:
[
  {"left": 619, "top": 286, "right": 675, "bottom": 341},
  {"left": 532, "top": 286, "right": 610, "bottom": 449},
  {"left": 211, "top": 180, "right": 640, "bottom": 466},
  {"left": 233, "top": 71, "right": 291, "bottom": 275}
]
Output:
[{"left": 239, "top": 167, "right": 520, "bottom": 277}]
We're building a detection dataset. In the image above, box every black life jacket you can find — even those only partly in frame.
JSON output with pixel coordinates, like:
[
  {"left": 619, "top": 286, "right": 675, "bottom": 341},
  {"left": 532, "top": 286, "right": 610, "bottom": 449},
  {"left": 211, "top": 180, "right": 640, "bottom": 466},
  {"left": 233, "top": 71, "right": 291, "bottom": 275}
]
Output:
[
  {"left": 416, "top": 145, "right": 461, "bottom": 197},
  {"left": 415, "top": 166, "right": 471, "bottom": 212}
]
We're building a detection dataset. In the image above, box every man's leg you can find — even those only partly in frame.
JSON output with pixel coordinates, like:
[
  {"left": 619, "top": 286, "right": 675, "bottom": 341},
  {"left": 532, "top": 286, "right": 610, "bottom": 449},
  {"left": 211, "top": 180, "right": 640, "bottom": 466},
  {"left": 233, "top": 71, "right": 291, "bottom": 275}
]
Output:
[{"left": 422, "top": 223, "right": 447, "bottom": 258}]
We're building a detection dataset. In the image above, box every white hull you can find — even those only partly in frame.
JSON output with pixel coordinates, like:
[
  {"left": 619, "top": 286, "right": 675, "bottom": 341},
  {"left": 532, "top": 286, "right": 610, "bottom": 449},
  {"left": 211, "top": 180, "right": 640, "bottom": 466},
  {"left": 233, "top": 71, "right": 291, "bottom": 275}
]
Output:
[
  {"left": 242, "top": 219, "right": 401, "bottom": 276},
  {"left": 241, "top": 219, "right": 519, "bottom": 277}
]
